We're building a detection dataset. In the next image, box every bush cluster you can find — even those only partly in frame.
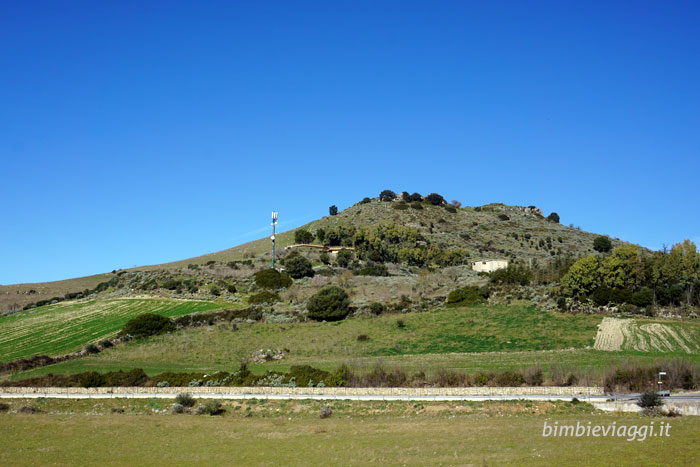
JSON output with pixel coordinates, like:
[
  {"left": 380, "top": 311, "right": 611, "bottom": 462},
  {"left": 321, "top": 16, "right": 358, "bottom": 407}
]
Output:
[
  {"left": 254, "top": 269, "right": 293, "bottom": 289},
  {"left": 121, "top": 313, "right": 175, "bottom": 339},
  {"left": 489, "top": 264, "right": 533, "bottom": 286},
  {"left": 294, "top": 229, "right": 314, "bottom": 244},
  {"left": 284, "top": 254, "right": 314, "bottom": 279},
  {"left": 306, "top": 286, "right": 350, "bottom": 321},
  {"left": 446, "top": 286, "right": 490, "bottom": 306},
  {"left": 248, "top": 291, "right": 281, "bottom": 304}
]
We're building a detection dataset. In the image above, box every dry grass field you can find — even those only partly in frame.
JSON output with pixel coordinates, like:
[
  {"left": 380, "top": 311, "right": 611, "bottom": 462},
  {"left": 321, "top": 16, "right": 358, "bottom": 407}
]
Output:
[{"left": 0, "top": 398, "right": 697, "bottom": 465}]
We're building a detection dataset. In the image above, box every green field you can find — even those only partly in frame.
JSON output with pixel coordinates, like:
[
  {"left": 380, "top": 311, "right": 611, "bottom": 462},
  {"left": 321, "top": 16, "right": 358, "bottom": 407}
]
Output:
[
  {"left": 8, "top": 304, "right": 608, "bottom": 379},
  {"left": 0, "top": 298, "right": 226, "bottom": 362},
  {"left": 0, "top": 398, "right": 698, "bottom": 465}
]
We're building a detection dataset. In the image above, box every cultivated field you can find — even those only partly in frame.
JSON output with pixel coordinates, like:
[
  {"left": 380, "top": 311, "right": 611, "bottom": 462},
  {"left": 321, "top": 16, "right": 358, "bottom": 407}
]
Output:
[
  {"left": 594, "top": 317, "right": 700, "bottom": 353},
  {"left": 0, "top": 398, "right": 698, "bottom": 465},
  {"left": 0, "top": 298, "right": 226, "bottom": 362}
]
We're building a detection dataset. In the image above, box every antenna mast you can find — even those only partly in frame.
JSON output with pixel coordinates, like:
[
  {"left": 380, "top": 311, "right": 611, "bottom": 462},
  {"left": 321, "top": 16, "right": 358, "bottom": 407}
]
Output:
[{"left": 271, "top": 211, "right": 278, "bottom": 269}]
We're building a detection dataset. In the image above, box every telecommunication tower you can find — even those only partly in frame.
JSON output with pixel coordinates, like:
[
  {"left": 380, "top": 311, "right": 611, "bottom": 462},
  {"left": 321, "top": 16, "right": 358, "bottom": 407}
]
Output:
[{"left": 271, "top": 211, "right": 278, "bottom": 269}]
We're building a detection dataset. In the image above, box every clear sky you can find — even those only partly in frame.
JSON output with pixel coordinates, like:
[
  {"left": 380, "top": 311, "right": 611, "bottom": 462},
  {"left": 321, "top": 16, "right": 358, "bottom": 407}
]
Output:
[{"left": 1, "top": 1, "right": 699, "bottom": 284}]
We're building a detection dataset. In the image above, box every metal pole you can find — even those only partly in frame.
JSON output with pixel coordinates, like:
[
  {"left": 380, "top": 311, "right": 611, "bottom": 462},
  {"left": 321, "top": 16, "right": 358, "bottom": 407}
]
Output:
[{"left": 271, "top": 211, "right": 278, "bottom": 269}]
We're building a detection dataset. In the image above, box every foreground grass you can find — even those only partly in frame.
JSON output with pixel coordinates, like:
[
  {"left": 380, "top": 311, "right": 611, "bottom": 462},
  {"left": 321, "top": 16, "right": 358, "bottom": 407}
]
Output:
[
  {"left": 0, "top": 298, "right": 226, "bottom": 362},
  {"left": 0, "top": 399, "right": 698, "bottom": 465}
]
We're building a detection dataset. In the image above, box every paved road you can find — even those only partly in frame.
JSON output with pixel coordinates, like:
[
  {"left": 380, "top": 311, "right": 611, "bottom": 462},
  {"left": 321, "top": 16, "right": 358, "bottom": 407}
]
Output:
[{"left": 1, "top": 392, "right": 699, "bottom": 402}]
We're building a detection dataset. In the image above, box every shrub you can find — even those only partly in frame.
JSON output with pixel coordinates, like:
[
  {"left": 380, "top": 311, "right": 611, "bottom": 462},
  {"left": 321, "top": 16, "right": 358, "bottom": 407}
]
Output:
[
  {"left": 492, "top": 371, "right": 525, "bottom": 387},
  {"left": 103, "top": 369, "right": 149, "bottom": 386},
  {"left": 357, "top": 334, "right": 369, "bottom": 342},
  {"left": 315, "top": 228, "right": 326, "bottom": 242},
  {"left": 284, "top": 255, "right": 314, "bottom": 279},
  {"left": 498, "top": 213, "right": 510, "bottom": 221},
  {"left": 556, "top": 296, "right": 567, "bottom": 309},
  {"left": 357, "top": 262, "right": 389, "bottom": 277},
  {"left": 360, "top": 197, "right": 371, "bottom": 204},
  {"left": 444, "top": 205, "right": 457, "bottom": 213},
  {"left": 401, "top": 191, "right": 411, "bottom": 202},
  {"left": 209, "top": 284, "right": 221, "bottom": 296},
  {"left": 392, "top": 201, "right": 409, "bottom": 210},
  {"left": 0, "top": 402, "right": 10, "bottom": 412},
  {"left": 547, "top": 212, "right": 560, "bottom": 223},
  {"left": 175, "top": 393, "right": 196, "bottom": 408},
  {"left": 306, "top": 286, "right": 350, "bottom": 321},
  {"left": 80, "top": 371, "right": 106, "bottom": 388},
  {"left": 447, "top": 286, "right": 490, "bottom": 306},
  {"left": 121, "top": 313, "right": 175, "bottom": 338},
  {"left": 329, "top": 205, "right": 338, "bottom": 216},
  {"left": 294, "top": 229, "right": 314, "bottom": 244},
  {"left": 425, "top": 193, "right": 445, "bottom": 205},
  {"left": 489, "top": 264, "right": 532, "bottom": 286},
  {"left": 637, "top": 391, "right": 663, "bottom": 409},
  {"left": 396, "top": 319, "right": 406, "bottom": 329},
  {"left": 592, "top": 287, "right": 612, "bottom": 306},
  {"left": 524, "top": 367, "right": 543, "bottom": 386},
  {"left": 631, "top": 288, "right": 654, "bottom": 307},
  {"left": 379, "top": 190, "right": 397, "bottom": 202},
  {"left": 410, "top": 202, "right": 423, "bottom": 210},
  {"left": 196, "top": 400, "right": 225, "bottom": 416},
  {"left": 84, "top": 343, "right": 100, "bottom": 354},
  {"left": 254, "top": 269, "right": 293, "bottom": 289},
  {"left": 319, "top": 251, "right": 330, "bottom": 264},
  {"left": 319, "top": 405, "right": 333, "bottom": 418},
  {"left": 288, "top": 365, "right": 336, "bottom": 387},
  {"left": 248, "top": 291, "right": 281, "bottom": 304},
  {"left": 369, "top": 302, "right": 384, "bottom": 315},
  {"left": 336, "top": 249, "right": 353, "bottom": 268},
  {"left": 593, "top": 235, "right": 612, "bottom": 253},
  {"left": 170, "top": 403, "right": 186, "bottom": 414}
]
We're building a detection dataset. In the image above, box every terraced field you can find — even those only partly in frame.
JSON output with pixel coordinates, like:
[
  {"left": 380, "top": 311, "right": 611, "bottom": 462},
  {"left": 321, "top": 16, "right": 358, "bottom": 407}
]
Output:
[{"left": 0, "top": 298, "right": 226, "bottom": 362}]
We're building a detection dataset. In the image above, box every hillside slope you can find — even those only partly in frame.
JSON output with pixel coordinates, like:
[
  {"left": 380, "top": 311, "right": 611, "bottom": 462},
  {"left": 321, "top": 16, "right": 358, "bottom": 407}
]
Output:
[{"left": 2, "top": 196, "right": 625, "bottom": 311}]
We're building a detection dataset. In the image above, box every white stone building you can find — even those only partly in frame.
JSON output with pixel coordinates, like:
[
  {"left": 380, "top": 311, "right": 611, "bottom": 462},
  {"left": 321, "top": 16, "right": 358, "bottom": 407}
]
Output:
[{"left": 471, "top": 259, "right": 508, "bottom": 273}]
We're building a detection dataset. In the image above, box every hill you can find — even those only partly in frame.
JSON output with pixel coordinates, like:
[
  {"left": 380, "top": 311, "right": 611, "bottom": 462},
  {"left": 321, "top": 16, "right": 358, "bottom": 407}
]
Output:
[{"left": 1, "top": 195, "right": 625, "bottom": 312}]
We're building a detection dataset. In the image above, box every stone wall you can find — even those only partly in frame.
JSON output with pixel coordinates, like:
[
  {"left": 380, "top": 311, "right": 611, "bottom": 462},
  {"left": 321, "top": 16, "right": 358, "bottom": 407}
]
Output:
[{"left": 0, "top": 385, "right": 603, "bottom": 397}]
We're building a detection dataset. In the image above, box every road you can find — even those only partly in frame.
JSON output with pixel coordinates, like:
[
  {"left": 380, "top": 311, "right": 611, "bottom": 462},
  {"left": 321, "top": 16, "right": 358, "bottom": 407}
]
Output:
[{"left": 1, "top": 391, "right": 699, "bottom": 403}]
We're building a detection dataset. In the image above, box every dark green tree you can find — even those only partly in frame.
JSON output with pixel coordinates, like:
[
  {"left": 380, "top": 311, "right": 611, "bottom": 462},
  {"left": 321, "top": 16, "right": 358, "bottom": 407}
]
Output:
[
  {"left": 593, "top": 236, "right": 613, "bottom": 253},
  {"left": 294, "top": 229, "right": 314, "bottom": 244},
  {"left": 306, "top": 286, "right": 350, "bottom": 321},
  {"left": 284, "top": 255, "right": 314, "bottom": 279},
  {"left": 336, "top": 248, "right": 353, "bottom": 268},
  {"left": 379, "top": 190, "right": 397, "bottom": 202},
  {"left": 329, "top": 205, "right": 338, "bottom": 216},
  {"left": 425, "top": 193, "right": 446, "bottom": 205},
  {"left": 547, "top": 212, "right": 560, "bottom": 223}
]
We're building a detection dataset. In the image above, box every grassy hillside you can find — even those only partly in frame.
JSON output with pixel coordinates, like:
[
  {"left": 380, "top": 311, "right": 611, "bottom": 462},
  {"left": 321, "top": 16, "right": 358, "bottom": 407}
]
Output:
[{"left": 0, "top": 298, "right": 226, "bottom": 362}]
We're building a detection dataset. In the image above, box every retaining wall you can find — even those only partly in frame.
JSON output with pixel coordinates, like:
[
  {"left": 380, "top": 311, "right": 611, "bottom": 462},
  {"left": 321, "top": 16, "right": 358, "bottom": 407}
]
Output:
[{"left": 0, "top": 386, "right": 603, "bottom": 397}]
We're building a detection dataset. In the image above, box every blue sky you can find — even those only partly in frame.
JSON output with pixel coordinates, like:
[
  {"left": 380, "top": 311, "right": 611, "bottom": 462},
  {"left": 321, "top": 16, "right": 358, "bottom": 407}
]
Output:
[{"left": 1, "top": 1, "right": 699, "bottom": 284}]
